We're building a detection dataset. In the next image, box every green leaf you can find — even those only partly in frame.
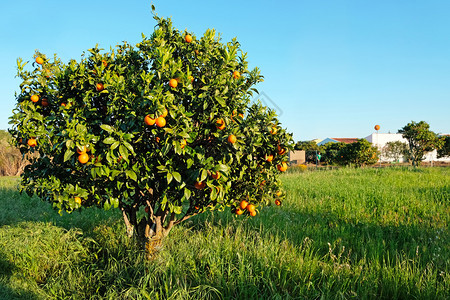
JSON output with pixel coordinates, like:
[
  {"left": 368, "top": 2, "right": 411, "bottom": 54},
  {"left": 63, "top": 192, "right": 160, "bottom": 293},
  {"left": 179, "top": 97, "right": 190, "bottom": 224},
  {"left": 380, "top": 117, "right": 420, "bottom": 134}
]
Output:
[
  {"left": 186, "top": 158, "right": 194, "bottom": 169},
  {"left": 125, "top": 170, "right": 137, "bottom": 181},
  {"left": 200, "top": 169, "right": 208, "bottom": 182},
  {"left": 184, "top": 188, "right": 191, "bottom": 200},
  {"left": 119, "top": 144, "right": 129, "bottom": 161},
  {"left": 103, "top": 137, "right": 116, "bottom": 144},
  {"left": 173, "top": 206, "right": 182, "bottom": 214},
  {"left": 167, "top": 172, "right": 173, "bottom": 184},
  {"left": 64, "top": 150, "right": 74, "bottom": 162},
  {"left": 172, "top": 172, "right": 181, "bottom": 183},
  {"left": 100, "top": 124, "right": 114, "bottom": 132}
]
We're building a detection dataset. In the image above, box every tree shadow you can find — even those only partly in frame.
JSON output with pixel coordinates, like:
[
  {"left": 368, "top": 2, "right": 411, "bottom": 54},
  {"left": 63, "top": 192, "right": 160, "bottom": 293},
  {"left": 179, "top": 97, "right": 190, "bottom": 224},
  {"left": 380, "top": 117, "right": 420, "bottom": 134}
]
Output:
[{"left": 0, "top": 253, "right": 40, "bottom": 300}]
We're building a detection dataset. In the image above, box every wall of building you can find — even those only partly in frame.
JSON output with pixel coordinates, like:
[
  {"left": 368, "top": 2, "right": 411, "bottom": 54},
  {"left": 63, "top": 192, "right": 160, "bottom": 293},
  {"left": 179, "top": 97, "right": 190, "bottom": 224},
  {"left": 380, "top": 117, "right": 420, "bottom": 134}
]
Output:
[{"left": 364, "top": 133, "right": 450, "bottom": 162}]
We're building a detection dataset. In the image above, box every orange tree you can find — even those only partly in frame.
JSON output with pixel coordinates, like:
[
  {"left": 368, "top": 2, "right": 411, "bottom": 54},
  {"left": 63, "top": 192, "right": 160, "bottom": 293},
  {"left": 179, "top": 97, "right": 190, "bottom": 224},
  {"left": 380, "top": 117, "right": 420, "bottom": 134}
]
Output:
[{"left": 9, "top": 15, "right": 293, "bottom": 252}]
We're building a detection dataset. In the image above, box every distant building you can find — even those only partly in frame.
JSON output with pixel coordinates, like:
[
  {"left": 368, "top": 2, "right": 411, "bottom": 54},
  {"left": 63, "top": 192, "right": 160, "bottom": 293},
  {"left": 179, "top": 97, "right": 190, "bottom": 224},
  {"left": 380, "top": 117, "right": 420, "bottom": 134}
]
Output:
[
  {"left": 317, "top": 138, "right": 358, "bottom": 146},
  {"left": 288, "top": 150, "right": 305, "bottom": 165},
  {"left": 364, "top": 132, "right": 450, "bottom": 163}
]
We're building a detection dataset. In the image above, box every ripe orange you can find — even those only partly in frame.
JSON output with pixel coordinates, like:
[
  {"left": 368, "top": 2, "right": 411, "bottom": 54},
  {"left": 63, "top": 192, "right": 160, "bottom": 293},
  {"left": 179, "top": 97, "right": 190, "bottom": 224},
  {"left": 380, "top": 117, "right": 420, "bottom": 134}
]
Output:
[
  {"left": 211, "top": 171, "right": 221, "bottom": 180},
  {"left": 277, "top": 145, "right": 286, "bottom": 155},
  {"left": 102, "top": 60, "right": 108, "bottom": 67},
  {"left": 270, "top": 126, "right": 277, "bottom": 135},
  {"left": 247, "top": 204, "right": 256, "bottom": 213},
  {"left": 233, "top": 71, "right": 240, "bottom": 79},
  {"left": 276, "top": 191, "right": 282, "bottom": 197},
  {"left": 35, "top": 57, "right": 44, "bottom": 64},
  {"left": 160, "top": 108, "right": 168, "bottom": 118},
  {"left": 185, "top": 34, "right": 193, "bottom": 43},
  {"left": 236, "top": 208, "right": 244, "bottom": 215},
  {"left": 76, "top": 146, "right": 87, "bottom": 154},
  {"left": 31, "top": 95, "right": 39, "bottom": 103},
  {"left": 61, "top": 102, "right": 67, "bottom": 107},
  {"left": 275, "top": 199, "right": 282, "bottom": 206},
  {"left": 41, "top": 98, "right": 48, "bottom": 107},
  {"left": 169, "top": 79, "right": 178, "bottom": 88},
  {"left": 27, "top": 138, "right": 37, "bottom": 147},
  {"left": 155, "top": 137, "right": 160, "bottom": 143},
  {"left": 266, "top": 154, "right": 273, "bottom": 162},
  {"left": 238, "top": 113, "right": 244, "bottom": 118},
  {"left": 74, "top": 197, "right": 82, "bottom": 205},
  {"left": 228, "top": 134, "right": 237, "bottom": 144},
  {"left": 216, "top": 119, "right": 225, "bottom": 130},
  {"left": 144, "top": 115, "right": 156, "bottom": 126},
  {"left": 250, "top": 210, "right": 257, "bottom": 217},
  {"left": 277, "top": 162, "right": 288, "bottom": 172},
  {"left": 240, "top": 200, "right": 248, "bottom": 210},
  {"left": 374, "top": 124, "right": 380, "bottom": 131},
  {"left": 78, "top": 152, "right": 89, "bottom": 164},
  {"left": 194, "top": 181, "right": 206, "bottom": 190},
  {"left": 180, "top": 139, "right": 187, "bottom": 149},
  {"left": 189, "top": 75, "right": 194, "bottom": 83},
  {"left": 155, "top": 116, "right": 166, "bottom": 127},
  {"left": 96, "top": 83, "right": 104, "bottom": 92}
]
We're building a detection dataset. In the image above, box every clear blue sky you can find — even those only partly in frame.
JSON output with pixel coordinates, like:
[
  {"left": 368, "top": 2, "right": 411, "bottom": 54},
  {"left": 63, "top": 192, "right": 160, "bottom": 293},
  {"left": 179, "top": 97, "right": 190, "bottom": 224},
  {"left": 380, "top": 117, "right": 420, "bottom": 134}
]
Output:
[{"left": 1, "top": 0, "right": 449, "bottom": 141}]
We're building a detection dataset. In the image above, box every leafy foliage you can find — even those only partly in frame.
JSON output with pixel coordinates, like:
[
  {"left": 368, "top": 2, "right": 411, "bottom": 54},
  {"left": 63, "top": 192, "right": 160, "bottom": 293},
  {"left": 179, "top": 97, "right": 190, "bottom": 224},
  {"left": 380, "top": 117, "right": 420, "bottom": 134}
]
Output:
[
  {"left": 320, "top": 140, "right": 378, "bottom": 167},
  {"left": 398, "top": 121, "right": 444, "bottom": 166},
  {"left": 437, "top": 135, "right": 450, "bottom": 159},
  {"left": 382, "top": 141, "right": 409, "bottom": 162},
  {"left": 9, "top": 15, "right": 293, "bottom": 246}
]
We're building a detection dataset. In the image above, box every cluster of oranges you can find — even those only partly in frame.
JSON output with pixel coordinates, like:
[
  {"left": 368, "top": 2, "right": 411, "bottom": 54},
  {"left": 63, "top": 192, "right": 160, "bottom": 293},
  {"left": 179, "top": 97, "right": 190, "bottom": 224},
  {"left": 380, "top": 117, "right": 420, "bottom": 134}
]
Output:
[
  {"left": 77, "top": 146, "right": 90, "bottom": 164},
  {"left": 235, "top": 200, "right": 257, "bottom": 216},
  {"left": 144, "top": 108, "right": 168, "bottom": 128}
]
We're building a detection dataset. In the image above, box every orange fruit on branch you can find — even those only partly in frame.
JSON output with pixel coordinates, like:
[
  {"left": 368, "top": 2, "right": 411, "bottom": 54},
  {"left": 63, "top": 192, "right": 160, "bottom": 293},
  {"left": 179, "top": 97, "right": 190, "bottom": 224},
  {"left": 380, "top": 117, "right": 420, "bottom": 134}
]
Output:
[
  {"left": 27, "top": 138, "right": 37, "bottom": 147},
  {"left": 250, "top": 210, "right": 257, "bottom": 217},
  {"left": 155, "top": 116, "right": 166, "bottom": 128},
  {"left": 160, "top": 108, "right": 168, "bottom": 118},
  {"left": 236, "top": 208, "right": 244, "bottom": 215},
  {"left": 74, "top": 197, "right": 82, "bottom": 205},
  {"left": 144, "top": 115, "right": 156, "bottom": 126},
  {"left": 194, "top": 181, "right": 206, "bottom": 190},
  {"left": 96, "top": 83, "right": 104, "bottom": 92},
  {"left": 169, "top": 79, "right": 178, "bottom": 88},
  {"left": 76, "top": 146, "right": 87, "bottom": 154},
  {"left": 216, "top": 119, "right": 225, "bottom": 130},
  {"left": 78, "top": 152, "right": 89, "bottom": 164},
  {"left": 35, "top": 57, "right": 44, "bottom": 64},
  {"left": 31, "top": 95, "right": 39, "bottom": 103},
  {"left": 239, "top": 200, "right": 248, "bottom": 210},
  {"left": 277, "top": 162, "right": 288, "bottom": 172},
  {"left": 211, "top": 171, "right": 221, "bottom": 180},
  {"left": 228, "top": 134, "right": 237, "bottom": 144},
  {"left": 185, "top": 34, "right": 193, "bottom": 43},
  {"left": 266, "top": 154, "right": 273, "bottom": 162},
  {"left": 41, "top": 98, "right": 48, "bottom": 107},
  {"left": 275, "top": 199, "right": 282, "bottom": 206},
  {"left": 233, "top": 71, "right": 240, "bottom": 79},
  {"left": 246, "top": 204, "right": 256, "bottom": 213}
]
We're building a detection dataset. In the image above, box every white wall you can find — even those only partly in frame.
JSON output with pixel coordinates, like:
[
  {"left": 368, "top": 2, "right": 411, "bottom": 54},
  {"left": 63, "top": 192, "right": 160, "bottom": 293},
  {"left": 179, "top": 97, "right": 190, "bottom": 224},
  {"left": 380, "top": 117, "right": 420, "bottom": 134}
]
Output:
[{"left": 364, "top": 133, "right": 450, "bottom": 162}]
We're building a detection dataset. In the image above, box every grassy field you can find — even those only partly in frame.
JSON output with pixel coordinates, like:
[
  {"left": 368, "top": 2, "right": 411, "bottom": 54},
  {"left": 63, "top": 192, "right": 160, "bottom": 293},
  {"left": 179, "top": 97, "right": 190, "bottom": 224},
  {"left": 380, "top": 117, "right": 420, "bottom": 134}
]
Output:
[{"left": 0, "top": 167, "right": 448, "bottom": 299}]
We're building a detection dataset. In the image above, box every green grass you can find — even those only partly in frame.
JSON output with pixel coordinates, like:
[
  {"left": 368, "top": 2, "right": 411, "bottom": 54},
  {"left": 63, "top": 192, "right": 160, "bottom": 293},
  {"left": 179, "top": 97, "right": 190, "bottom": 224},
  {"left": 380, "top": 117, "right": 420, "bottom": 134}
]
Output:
[{"left": 0, "top": 167, "right": 449, "bottom": 299}]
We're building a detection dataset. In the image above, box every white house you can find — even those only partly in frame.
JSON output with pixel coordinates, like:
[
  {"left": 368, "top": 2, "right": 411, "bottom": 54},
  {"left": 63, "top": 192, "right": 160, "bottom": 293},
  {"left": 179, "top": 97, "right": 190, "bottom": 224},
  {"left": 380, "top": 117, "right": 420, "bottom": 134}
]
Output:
[{"left": 364, "top": 132, "right": 450, "bottom": 163}]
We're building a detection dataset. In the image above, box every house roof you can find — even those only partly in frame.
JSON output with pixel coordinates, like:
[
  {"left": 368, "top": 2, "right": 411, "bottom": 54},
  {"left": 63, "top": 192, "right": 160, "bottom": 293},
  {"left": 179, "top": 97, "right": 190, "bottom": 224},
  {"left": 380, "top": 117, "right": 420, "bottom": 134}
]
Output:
[{"left": 331, "top": 138, "right": 359, "bottom": 144}]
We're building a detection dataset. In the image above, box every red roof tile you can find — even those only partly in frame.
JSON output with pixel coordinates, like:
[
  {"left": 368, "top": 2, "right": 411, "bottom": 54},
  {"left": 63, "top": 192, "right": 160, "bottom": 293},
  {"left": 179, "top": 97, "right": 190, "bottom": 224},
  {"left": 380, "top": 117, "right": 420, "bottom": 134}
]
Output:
[{"left": 332, "top": 138, "right": 359, "bottom": 144}]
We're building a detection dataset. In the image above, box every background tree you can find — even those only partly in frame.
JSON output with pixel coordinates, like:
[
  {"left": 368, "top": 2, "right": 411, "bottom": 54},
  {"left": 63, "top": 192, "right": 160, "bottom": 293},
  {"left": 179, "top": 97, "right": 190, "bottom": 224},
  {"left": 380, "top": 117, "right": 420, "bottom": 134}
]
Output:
[
  {"left": 0, "top": 130, "right": 29, "bottom": 176},
  {"left": 382, "top": 141, "right": 409, "bottom": 162},
  {"left": 437, "top": 135, "right": 450, "bottom": 158},
  {"left": 294, "top": 140, "right": 321, "bottom": 163},
  {"left": 9, "top": 14, "right": 293, "bottom": 256},
  {"left": 342, "top": 139, "right": 379, "bottom": 167},
  {"left": 398, "top": 121, "right": 444, "bottom": 167},
  {"left": 321, "top": 142, "right": 346, "bottom": 165}
]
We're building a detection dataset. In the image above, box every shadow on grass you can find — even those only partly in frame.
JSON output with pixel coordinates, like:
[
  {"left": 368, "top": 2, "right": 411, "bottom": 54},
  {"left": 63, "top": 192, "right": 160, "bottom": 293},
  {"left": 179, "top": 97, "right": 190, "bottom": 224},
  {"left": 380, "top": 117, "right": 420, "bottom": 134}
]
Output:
[{"left": 0, "top": 253, "right": 40, "bottom": 300}]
